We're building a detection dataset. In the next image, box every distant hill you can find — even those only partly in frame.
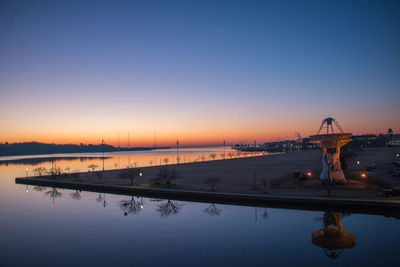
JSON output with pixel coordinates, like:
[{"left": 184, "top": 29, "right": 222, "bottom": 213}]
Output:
[{"left": 0, "top": 142, "right": 158, "bottom": 157}]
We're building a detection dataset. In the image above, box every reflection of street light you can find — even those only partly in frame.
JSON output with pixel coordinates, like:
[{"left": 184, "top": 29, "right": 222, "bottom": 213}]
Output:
[
  {"left": 25, "top": 168, "right": 29, "bottom": 177},
  {"left": 357, "top": 161, "right": 360, "bottom": 165},
  {"left": 26, "top": 185, "right": 29, "bottom": 193},
  {"left": 139, "top": 172, "right": 142, "bottom": 177},
  {"left": 307, "top": 172, "right": 312, "bottom": 177},
  {"left": 361, "top": 173, "right": 366, "bottom": 178}
]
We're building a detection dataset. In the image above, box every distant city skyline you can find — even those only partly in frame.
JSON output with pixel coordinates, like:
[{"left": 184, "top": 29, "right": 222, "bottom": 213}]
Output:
[{"left": 1, "top": 0, "right": 399, "bottom": 146}]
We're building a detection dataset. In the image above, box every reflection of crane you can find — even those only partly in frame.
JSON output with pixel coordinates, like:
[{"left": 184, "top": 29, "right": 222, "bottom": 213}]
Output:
[
  {"left": 310, "top": 118, "right": 352, "bottom": 184},
  {"left": 311, "top": 211, "right": 356, "bottom": 260}
]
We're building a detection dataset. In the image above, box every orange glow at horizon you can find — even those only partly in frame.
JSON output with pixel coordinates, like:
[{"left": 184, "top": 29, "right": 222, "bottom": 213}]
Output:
[{"left": 1, "top": 119, "right": 398, "bottom": 147}]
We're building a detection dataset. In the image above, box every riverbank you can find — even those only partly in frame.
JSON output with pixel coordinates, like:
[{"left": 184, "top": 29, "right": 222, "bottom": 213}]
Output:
[{"left": 16, "top": 147, "right": 400, "bottom": 199}]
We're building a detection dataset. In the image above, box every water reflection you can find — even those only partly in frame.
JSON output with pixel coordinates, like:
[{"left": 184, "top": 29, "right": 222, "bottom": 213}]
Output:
[
  {"left": 156, "top": 199, "right": 183, "bottom": 218},
  {"left": 119, "top": 196, "right": 143, "bottom": 216},
  {"left": 204, "top": 203, "right": 222, "bottom": 216},
  {"left": 33, "top": 186, "right": 47, "bottom": 192},
  {"left": 311, "top": 211, "right": 356, "bottom": 259},
  {"left": 70, "top": 190, "right": 81, "bottom": 201},
  {"left": 96, "top": 193, "right": 107, "bottom": 207},
  {"left": 0, "top": 156, "right": 110, "bottom": 166},
  {"left": 261, "top": 208, "right": 269, "bottom": 221},
  {"left": 44, "top": 187, "right": 63, "bottom": 207},
  {"left": 253, "top": 207, "right": 269, "bottom": 223}
]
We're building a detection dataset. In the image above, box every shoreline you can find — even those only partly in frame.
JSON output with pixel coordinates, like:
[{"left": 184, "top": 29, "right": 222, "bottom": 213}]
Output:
[
  {"left": 15, "top": 147, "right": 400, "bottom": 213},
  {"left": 15, "top": 177, "right": 400, "bottom": 217}
]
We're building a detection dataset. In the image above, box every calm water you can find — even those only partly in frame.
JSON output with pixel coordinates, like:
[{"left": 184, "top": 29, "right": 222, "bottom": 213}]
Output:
[{"left": 1, "top": 147, "right": 399, "bottom": 266}]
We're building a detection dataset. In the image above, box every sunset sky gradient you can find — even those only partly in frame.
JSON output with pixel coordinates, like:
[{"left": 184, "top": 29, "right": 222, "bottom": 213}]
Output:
[{"left": 1, "top": 0, "right": 399, "bottom": 146}]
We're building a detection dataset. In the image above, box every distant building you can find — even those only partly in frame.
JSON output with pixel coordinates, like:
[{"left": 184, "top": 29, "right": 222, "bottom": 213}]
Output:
[
  {"left": 233, "top": 139, "right": 317, "bottom": 152},
  {"left": 352, "top": 134, "right": 376, "bottom": 141},
  {"left": 389, "top": 134, "right": 400, "bottom": 146}
]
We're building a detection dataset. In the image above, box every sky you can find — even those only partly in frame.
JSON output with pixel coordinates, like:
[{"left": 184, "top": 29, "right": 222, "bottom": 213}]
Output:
[{"left": 0, "top": 0, "right": 399, "bottom": 146}]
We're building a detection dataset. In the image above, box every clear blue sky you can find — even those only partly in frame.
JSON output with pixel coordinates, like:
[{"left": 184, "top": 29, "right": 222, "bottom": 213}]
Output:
[{"left": 0, "top": 0, "right": 399, "bottom": 145}]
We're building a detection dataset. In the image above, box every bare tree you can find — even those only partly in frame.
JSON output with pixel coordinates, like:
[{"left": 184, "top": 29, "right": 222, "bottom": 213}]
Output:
[
  {"left": 65, "top": 167, "right": 71, "bottom": 174},
  {"left": 119, "top": 196, "right": 143, "bottom": 216},
  {"left": 88, "top": 164, "right": 98, "bottom": 172},
  {"left": 204, "top": 176, "right": 220, "bottom": 191},
  {"left": 33, "top": 167, "right": 47, "bottom": 176},
  {"left": 236, "top": 151, "right": 242, "bottom": 158},
  {"left": 154, "top": 167, "right": 180, "bottom": 187},
  {"left": 156, "top": 200, "right": 182, "bottom": 218},
  {"left": 219, "top": 153, "right": 225, "bottom": 160},
  {"left": 47, "top": 166, "right": 62, "bottom": 178},
  {"left": 163, "top": 158, "right": 169, "bottom": 165},
  {"left": 204, "top": 203, "right": 222, "bottom": 216},
  {"left": 119, "top": 167, "right": 142, "bottom": 186},
  {"left": 149, "top": 160, "right": 153, "bottom": 166},
  {"left": 210, "top": 153, "right": 217, "bottom": 160},
  {"left": 227, "top": 152, "right": 234, "bottom": 159}
]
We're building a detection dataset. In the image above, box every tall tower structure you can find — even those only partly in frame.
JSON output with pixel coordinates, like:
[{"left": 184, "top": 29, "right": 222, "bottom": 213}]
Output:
[{"left": 310, "top": 118, "right": 352, "bottom": 184}]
